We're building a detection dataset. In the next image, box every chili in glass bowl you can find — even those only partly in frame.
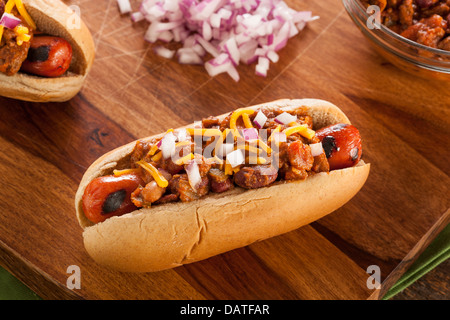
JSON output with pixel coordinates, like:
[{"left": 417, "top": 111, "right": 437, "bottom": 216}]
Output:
[{"left": 343, "top": 0, "right": 450, "bottom": 81}]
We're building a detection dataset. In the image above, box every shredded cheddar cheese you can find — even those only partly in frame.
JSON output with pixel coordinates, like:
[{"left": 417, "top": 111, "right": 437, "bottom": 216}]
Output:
[
  {"left": 256, "top": 139, "right": 272, "bottom": 155},
  {"left": 151, "top": 151, "right": 163, "bottom": 162},
  {"left": 113, "top": 168, "right": 141, "bottom": 176},
  {"left": 175, "top": 140, "right": 191, "bottom": 147},
  {"left": 257, "top": 157, "right": 267, "bottom": 165},
  {"left": 283, "top": 125, "right": 315, "bottom": 140},
  {"left": 3, "top": 0, "right": 16, "bottom": 15},
  {"left": 147, "top": 144, "right": 159, "bottom": 157},
  {"left": 247, "top": 156, "right": 267, "bottom": 165},
  {"left": 136, "top": 160, "right": 168, "bottom": 188},
  {"left": 14, "top": 0, "right": 36, "bottom": 29},
  {"left": 174, "top": 153, "right": 194, "bottom": 165},
  {"left": 224, "top": 162, "right": 233, "bottom": 175},
  {"left": 186, "top": 127, "right": 222, "bottom": 138},
  {"left": 268, "top": 125, "right": 282, "bottom": 143},
  {"left": 15, "top": 32, "right": 30, "bottom": 45},
  {"left": 242, "top": 113, "right": 254, "bottom": 128},
  {"left": 229, "top": 109, "right": 255, "bottom": 130},
  {"left": 13, "top": 25, "right": 29, "bottom": 45},
  {"left": 13, "top": 25, "right": 28, "bottom": 34},
  {"left": 133, "top": 109, "right": 313, "bottom": 185},
  {"left": 236, "top": 143, "right": 263, "bottom": 155}
]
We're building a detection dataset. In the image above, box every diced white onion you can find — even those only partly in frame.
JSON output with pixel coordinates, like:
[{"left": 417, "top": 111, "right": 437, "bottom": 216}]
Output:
[
  {"left": 255, "top": 64, "right": 267, "bottom": 77},
  {"left": 195, "top": 34, "right": 220, "bottom": 57},
  {"left": 163, "top": 0, "right": 179, "bottom": 12},
  {"left": 160, "top": 132, "right": 177, "bottom": 159},
  {"left": 242, "top": 128, "right": 259, "bottom": 141},
  {"left": 204, "top": 53, "right": 237, "bottom": 78},
  {"left": 258, "top": 56, "right": 270, "bottom": 70},
  {"left": 226, "top": 149, "right": 245, "bottom": 168},
  {"left": 154, "top": 46, "right": 175, "bottom": 59},
  {"left": 255, "top": 56, "right": 270, "bottom": 77},
  {"left": 224, "top": 37, "right": 240, "bottom": 66},
  {"left": 216, "top": 143, "right": 234, "bottom": 159},
  {"left": 202, "top": 21, "right": 212, "bottom": 41},
  {"left": 210, "top": 13, "right": 222, "bottom": 28},
  {"left": 310, "top": 142, "right": 324, "bottom": 157},
  {"left": 267, "top": 50, "right": 279, "bottom": 63},
  {"left": 0, "top": 13, "right": 21, "bottom": 29},
  {"left": 274, "top": 112, "right": 297, "bottom": 125},
  {"left": 175, "top": 129, "right": 190, "bottom": 142},
  {"left": 253, "top": 110, "right": 267, "bottom": 129},
  {"left": 178, "top": 50, "right": 203, "bottom": 64},
  {"left": 186, "top": 160, "right": 201, "bottom": 191},
  {"left": 131, "top": 11, "right": 145, "bottom": 22},
  {"left": 157, "top": 30, "right": 174, "bottom": 42},
  {"left": 117, "top": 0, "right": 132, "bottom": 14}
]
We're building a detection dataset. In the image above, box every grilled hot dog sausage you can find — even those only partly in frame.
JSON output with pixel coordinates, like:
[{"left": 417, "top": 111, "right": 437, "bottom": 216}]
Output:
[
  {"left": 21, "top": 36, "right": 72, "bottom": 77},
  {"left": 315, "top": 123, "right": 362, "bottom": 170},
  {"left": 82, "top": 174, "right": 144, "bottom": 224}
]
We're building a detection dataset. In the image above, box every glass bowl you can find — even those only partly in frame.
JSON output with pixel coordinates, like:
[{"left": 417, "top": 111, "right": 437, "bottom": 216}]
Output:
[{"left": 342, "top": 0, "right": 450, "bottom": 81}]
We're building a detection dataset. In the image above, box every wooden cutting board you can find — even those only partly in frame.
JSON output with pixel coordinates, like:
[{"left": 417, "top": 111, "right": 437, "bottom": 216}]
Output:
[{"left": 0, "top": 0, "right": 448, "bottom": 300}]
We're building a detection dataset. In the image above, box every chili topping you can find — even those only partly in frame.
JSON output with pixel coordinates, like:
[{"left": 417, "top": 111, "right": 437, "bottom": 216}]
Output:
[{"left": 120, "top": 106, "right": 330, "bottom": 208}]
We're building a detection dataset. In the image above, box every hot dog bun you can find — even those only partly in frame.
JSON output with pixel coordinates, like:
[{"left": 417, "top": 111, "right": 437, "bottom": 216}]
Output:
[
  {"left": 75, "top": 99, "right": 371, "bottom": 272},
  {"left": 0, "top": 0, "right": 95, "bottom": 102}
]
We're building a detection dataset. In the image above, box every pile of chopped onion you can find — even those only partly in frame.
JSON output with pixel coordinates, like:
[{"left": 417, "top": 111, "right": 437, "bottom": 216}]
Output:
[{"left": 123, "top": 0, "right": 318, "bottom": 81}]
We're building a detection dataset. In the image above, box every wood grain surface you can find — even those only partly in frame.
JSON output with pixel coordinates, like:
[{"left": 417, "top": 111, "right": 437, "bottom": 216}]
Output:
[
  {"left": 0, "top": 0, "right": 449, "bottom": 300},
  {"left": 392, "top": 259, "right": 450, "bottom": 300}
]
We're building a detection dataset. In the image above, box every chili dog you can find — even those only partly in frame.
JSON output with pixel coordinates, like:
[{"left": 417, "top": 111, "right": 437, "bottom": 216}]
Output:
[
  {"left": 0, "top": 0, "right": 95, "bottom": 102},
  {"left": 75, "top": 99, "right": 371, "bottom": 273}
]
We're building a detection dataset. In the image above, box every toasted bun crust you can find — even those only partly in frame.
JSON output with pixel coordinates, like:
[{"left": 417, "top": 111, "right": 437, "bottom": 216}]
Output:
[
  {"left": 0, "top": 0, "right": 95, "bottom": 102},
  {"left": 75, "top": 99, "right": 370, "bottom": 272}
]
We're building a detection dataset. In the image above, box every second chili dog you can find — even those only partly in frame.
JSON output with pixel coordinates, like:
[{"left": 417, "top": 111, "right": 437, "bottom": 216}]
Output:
[
  {"left": 0, "top": 0, "right": 75, "bottom": 78},
  {"left": 0, "top": 0, "right": 95, "bottom": 102}
]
